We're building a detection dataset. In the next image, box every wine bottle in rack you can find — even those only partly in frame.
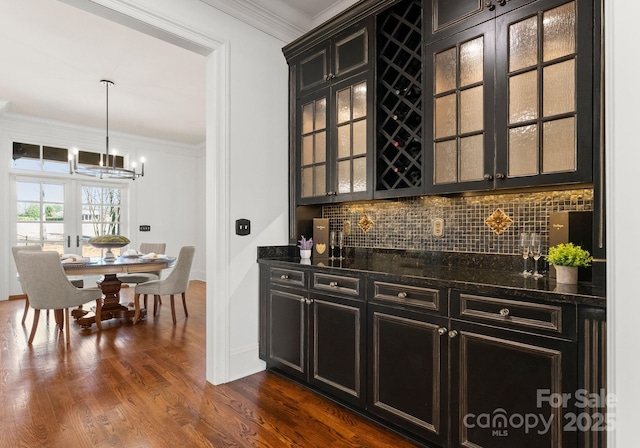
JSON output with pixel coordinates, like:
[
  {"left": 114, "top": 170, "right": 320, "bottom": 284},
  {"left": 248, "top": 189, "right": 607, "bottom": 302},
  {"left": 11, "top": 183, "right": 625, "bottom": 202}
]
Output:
[
  {"left": 393, "top": 138, "right": 406, "bottom": 148},
  {"left": 394, "top": 86, "right": 421, "bottom": 100},
  {"left": 393, "top": 163, "right": 406, "bottom": 173}
]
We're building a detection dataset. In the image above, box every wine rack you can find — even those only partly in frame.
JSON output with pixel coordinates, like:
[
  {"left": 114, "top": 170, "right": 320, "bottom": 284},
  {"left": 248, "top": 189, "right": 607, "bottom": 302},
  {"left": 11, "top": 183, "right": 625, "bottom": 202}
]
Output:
[{"left": 376, "top": 0, "right": 423, "bottom": 194}]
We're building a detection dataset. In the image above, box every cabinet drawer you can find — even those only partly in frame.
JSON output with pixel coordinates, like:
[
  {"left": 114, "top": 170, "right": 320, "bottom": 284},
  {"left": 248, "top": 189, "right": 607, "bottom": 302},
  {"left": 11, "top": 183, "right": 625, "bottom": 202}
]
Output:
[
  {"left": 269, "top": 266, "right": 306, "bottom": 288},
  {"left": 452, "top": 291, "right": 577, "bottom": 339},
  {"left": 372, "top": 281, "right": 443, "bottom": 313},
  {"left": 312, "top": 272, "right": 362, "bottom": 298}
]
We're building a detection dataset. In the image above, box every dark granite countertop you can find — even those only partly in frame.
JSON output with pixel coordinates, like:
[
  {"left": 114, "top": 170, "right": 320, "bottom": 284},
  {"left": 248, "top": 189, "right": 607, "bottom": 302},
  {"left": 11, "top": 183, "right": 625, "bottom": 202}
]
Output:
[{"left": 258, "top": 246, "right": 606, "bottom": 308}]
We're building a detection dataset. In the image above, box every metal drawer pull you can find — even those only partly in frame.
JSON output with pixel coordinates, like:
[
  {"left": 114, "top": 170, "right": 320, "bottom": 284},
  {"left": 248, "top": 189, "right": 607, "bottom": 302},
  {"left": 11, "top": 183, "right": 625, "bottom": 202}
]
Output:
[
  {"left": 280, "top": 274, "right": 289, "bottom": 280},
  {"left": 448, "top": 330, "right": 458, "bottom": 339},
  {"left": 499, "top": 308, "right": 510, "bottom": 317},
  {"left": 397, "top": 292, "right": 407, "bottom": 299},
  {"left": 329, "top": 281, "right": 339, "bottom": 287},
  {"left": 438, "top": 327, "right": 447, "bottom": 336}
]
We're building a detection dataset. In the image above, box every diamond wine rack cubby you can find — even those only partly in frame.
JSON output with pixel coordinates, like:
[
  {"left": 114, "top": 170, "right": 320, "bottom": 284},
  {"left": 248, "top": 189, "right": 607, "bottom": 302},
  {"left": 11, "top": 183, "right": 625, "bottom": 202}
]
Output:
[{"left": 376, "top": 0, "right": 423, "bottom": 195}]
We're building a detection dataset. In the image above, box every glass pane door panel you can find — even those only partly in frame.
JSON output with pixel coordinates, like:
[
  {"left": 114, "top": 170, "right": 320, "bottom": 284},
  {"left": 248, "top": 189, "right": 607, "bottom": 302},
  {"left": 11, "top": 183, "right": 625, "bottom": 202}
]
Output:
[
  {"left": 337, "top": 88, "right": 352, "bottom": 124},
  {"left": 302, "top": 168, "right": 313, "bottom": 197},
  {"left": 16, "top": 180, "right": 66, "bottom": 252},
  {"left": 352, "top": 82, "right": 367, "bottom": 119},
  {"left": 338, "top": 125, "right": 351, "bottom": 159},
  {"left": 543, "top": 1, "right": 576, "bottom": 62},
  {"left": 459, "top": 86, "right": 483, "bottom": 134},
  {"left": 353, "top": 157, "right": 367, "bottom": 192},
  {"left": 302, "top": 103, "right": 314, "bottom": 134},
  {"left": 16, "top": 222, "right": 41, "bottom": 243},
  {"left": 315, "top": 99, "right": 327, "bottom": 129},
  {"left": 352, "top": 120, "right": 367, "bottom": 156},
  {"left": 338, "top": 160, "right": 351, "bottom": 194},
  {"left": 459, "top": 135, "right": 484, "bottom": 181},
  {"left": 542, "top": 117, "right": 576, "bottom": 173},
  {"left": 509, "top": 16, "right": 538, "bottom": 72},
  {"left": 460, "top": 36, "right": 484, "bottom": 87},
  {"left": 314, "top": 166, "right": 326, "bottom": 196},
  {"left": 435, "top": 94, "right": 457, "bottom": 139},
  {"left": 315, "top": 133, "right": 326, "bottom": 163},
  {"left": 543, "top": 60, "right": 575, "bottom": 117},
  {"left": 509, "top": 71, "right": 538, "bottom": 124},
  {"left": 434, "top": 140, "right": 458, "bottom": 184},
  {"left": 435, "top": 47, "right": 457, "bottom": 94},
  {"left": 509, "top": 124, "right": 539, "bottom": 176},
  {"left": 302, "top": 136, "right": 313, "bottom": 165}
]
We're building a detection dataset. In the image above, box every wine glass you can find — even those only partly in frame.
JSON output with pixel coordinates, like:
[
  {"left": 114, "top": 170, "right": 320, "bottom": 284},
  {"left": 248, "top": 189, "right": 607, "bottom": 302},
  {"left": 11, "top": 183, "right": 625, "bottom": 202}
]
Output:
[
  {"left": 519, "top": 233, "right": 531, "bottom": 277},
  {"left": 337, "top": 231, "right": 344, "bottom": 260},
  {"left": 329, "top": 231, "right": 336, "bottom": 260},
  {"left": 530, "top": 233, "right": 543, "bottom": 279}
]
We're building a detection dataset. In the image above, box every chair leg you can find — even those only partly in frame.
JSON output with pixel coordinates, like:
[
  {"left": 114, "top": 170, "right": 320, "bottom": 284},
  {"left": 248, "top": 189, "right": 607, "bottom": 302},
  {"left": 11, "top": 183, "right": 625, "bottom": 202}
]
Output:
[
  {"left": 65, "top": 308, "right": 71, "bottom": 346},
  {"left": 28, "top": 309, "right": 40, "bottom": 344},
  {"left": 143, "top": 294, "right": 148, "bottom": 310},
  {"left": 95, "top": 297, "right": 103, "bottom": 331},
  {"left": 22, "top": 296, "right": 30, "bottom": 325},
  {"left": 154, "top": 295, "right": 160, "bottom": 316},
  {"left": 133, "top": 293, "right": 141, "bottom": 324},
  {"left": 54, "top": 309, "right": 64, "bottom": 332},
  {"left": 181, "top": 292, "right": 188, "bottom": 318},
  {"left": 170, "top": 295, "right": 177, "bottom": 324}
]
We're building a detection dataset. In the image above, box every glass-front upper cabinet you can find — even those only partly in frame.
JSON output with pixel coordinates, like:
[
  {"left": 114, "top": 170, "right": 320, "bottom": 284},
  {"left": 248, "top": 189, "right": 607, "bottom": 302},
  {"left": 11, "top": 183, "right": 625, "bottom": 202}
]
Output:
[
  {"left": 425, "top": 0, "right": 593, "bottom": 194},
  {"left": 298, "top": 75, "right": 373, "bottom": 204}
]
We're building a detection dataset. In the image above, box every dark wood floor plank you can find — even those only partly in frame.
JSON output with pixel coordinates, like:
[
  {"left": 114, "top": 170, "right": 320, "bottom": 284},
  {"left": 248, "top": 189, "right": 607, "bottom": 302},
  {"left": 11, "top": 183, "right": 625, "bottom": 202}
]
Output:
[{"left": 1, "top": 281, "right": 420, "bottom": 447}]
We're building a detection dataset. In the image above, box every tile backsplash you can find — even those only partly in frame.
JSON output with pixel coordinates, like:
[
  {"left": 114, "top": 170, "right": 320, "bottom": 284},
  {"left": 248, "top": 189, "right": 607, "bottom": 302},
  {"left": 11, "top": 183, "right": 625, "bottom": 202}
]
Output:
[{"left": 323, "top": 188, "right": 593, "bottom": 255}]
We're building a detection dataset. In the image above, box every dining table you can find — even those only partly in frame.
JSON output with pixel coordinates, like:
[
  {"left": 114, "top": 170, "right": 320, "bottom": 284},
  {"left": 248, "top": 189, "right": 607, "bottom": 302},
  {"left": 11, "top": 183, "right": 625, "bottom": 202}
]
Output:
[{"left": 62, "top": 255, "right": 174, "bottom": 328}]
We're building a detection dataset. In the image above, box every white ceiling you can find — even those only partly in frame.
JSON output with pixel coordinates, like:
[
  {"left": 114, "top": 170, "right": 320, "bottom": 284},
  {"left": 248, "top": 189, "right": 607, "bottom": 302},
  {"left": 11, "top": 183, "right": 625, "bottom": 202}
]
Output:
[{"left": 0, "top": 0, "right": 356, "bottom": 146}]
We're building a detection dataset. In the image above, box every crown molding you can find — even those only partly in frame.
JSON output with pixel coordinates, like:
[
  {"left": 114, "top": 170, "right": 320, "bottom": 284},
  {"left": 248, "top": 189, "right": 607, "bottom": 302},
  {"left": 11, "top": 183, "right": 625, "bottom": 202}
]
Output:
[{"left": 198, "top": 0, "right": 311, "bottom": 43}]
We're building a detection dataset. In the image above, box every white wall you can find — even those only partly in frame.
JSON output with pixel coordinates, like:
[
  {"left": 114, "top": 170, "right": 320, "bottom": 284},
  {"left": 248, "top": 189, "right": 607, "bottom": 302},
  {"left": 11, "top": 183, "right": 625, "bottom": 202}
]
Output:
[{"left": 1, "top": 113, "right": 204, "bottom": 297}]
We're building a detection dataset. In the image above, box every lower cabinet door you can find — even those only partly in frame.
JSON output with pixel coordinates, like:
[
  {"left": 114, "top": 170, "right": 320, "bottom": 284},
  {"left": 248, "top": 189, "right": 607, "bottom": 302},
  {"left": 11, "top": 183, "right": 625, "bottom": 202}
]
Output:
[
  {"left": 449, "top": 320, "right": 578, "bottom": 448},
  {"left": 308, "top": 293, "right": 366, "bottom": 407},
  {"left": 367, "top": 304, "right": 449, "bottom": 446},
  {"left": 267, "top": 288, "right": 307, "bottom": 381}
]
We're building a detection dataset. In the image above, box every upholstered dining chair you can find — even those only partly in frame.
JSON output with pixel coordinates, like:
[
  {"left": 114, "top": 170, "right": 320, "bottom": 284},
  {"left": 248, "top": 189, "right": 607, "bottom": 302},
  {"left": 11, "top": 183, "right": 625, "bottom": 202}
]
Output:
[
  {"left": 15, "top": 251, "right": 103, "bottom": 345},
  {"left": 12, "top": 245, "right": 84, "bottom": 325},
  {"left": 133, "top": 246, "right": 195, "bottom": 325},
  {"left": 117, "top": 242, "right": 167, "bottom": 285}
]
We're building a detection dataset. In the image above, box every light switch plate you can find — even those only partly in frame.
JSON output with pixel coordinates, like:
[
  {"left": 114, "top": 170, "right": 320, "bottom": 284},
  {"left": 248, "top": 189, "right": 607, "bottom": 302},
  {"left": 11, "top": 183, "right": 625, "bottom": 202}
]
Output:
[
  {"left": 140, "top": 225, "right": 151, "bottom": 232},
  {"left": 236, "top": 219, "right": 250, "bottom": 236},
  {"left": 432, "top": 218, "right": 444, "bottom": 237}
]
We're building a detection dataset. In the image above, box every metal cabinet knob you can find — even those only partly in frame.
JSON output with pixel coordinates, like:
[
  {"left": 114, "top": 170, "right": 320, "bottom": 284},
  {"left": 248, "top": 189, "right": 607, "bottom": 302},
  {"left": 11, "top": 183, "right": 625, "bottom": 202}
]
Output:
[
  {"left": 329, "top": 281, "right": 339, "bottom": 287},
  {"left": 438, "top": 327, "right": 448, "bottom": 336},
  {"left": 485, "top": 0, "right": 495, "bottom": 10},
  {"left": 325, "top": 73, "right": 335, "bottom": 81},
  {"left": 483, "top": 173, "right": 493, "bottom": 181},
  {"left": 495, "top": 173, "right": 506, "bottom": 179},
  {"left": 448, "top": 330, "right": 459, "bottom": 339},
  {"left": 397, "top": 292, "right": 408, "bottom": 299},
  {"left": 280, "top": 274, "right": 289, "bottom": 280},
  {"left": 499, "top": 308, "right": 510, "bottom": 317},
  {"left": 498, "top": 0, "right": 507, "bottom": 5}
]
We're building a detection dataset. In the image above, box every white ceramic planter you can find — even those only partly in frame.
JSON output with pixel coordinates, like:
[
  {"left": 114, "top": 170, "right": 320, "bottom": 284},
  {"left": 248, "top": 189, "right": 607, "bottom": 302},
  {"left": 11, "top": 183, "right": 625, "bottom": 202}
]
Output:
[
  {"left": 300, "top": 249, "right": 312, "bottom": 259},
  {"left": 555, "top": 265, "right": 578, "bottom": 284}
]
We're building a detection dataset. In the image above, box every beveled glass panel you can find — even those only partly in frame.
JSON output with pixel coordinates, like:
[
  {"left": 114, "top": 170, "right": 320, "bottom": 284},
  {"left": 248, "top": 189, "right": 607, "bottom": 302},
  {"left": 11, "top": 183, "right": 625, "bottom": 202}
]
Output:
[
  {"left": 352, "top": 120, "right": 367, "bottom": 155},
  {"left": 435, "top": 47, "right": 457, "bottom": 94},
  {"left": 459, "top": 86, "right": 483, "bottom": 134},
  {"left": 353, "top": 157, "right": 367, "bottom": 192},
  {"left": 460, "top": 36, "right": 484, "bottom": 87},
  {"left": 459, "top": 135, "right": 484, "bottom": 181},
  {"left": 315, "top": 98, "right": 326, "bottom": 130},
  {"left": 302, "top": 135, "right": 313, "bottom": 165},
  {"left": 302, "top": 102, "right": 314, "bottom": 134},
  {"left": 337, "top": 87, "right": 351, "bottom": 124},
  {"left": 509, "top": 70, "right": 538, "bottom": 124},
  {"left": 315, "top": 165, "right": 326, "bottom": 196},
  {"left": 435, "top": 94, "right": 457, "bottom": 139},
  {"left": 543, "top": 117, "right": 576, "bottom": 173},
  {"left": 543, "top": 1, "right": 576, "bottom": 62},
  {"left": 509, "top": 124, "right": 539, "bottom": 176},
  {"left": 543, "top": 59, "right": 575, "bottom": 117},
  {"left": 338, "top": 160, "right": 351, "bottom": 193},
  {"left": 337, "top": 124, "right": 351, "bottom": 159},
  {"left": 315, "top": 132, "right": 326, "bottom": 163},
  {"left": 434, "top": 140, "right": 457, "bottom": 184},
  {"left": 352, "top": 82, "right": 367, "bottom": 120},
  {"left": 509, "top": 16, "right": 538, "bottom": 72},
  {"left": 302, "top": 167, "right": 313, "bottom": 197}
]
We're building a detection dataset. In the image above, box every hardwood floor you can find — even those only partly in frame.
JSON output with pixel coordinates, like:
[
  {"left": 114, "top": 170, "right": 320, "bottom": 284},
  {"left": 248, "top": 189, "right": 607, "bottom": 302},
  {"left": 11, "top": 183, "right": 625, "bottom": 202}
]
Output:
[{"left": 0, "top": 281, "right": 420, "bottom": 447}]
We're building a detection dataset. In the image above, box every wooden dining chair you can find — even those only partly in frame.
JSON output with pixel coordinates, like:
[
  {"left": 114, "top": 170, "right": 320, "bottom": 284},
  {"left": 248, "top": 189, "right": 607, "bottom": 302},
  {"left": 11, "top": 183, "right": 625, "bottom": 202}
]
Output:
[
  {"left": 117, "top": 242, "right": 167, "bottom": 285},
  {"left": 12, "top": 245, "right": 84, "bottom": 325},
  {"left": 133, "top": 246, "right": 195, "bottom": 325},
  {"left": 15, "top": 251, "right": 103, "bottom": 345}
]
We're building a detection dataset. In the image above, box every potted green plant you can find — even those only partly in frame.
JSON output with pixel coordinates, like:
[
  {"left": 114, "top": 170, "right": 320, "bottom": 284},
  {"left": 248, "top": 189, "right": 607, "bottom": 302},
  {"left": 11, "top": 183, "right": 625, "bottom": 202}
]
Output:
[{"left": 546, "top": 243, "right": 593, "bottom": 284}]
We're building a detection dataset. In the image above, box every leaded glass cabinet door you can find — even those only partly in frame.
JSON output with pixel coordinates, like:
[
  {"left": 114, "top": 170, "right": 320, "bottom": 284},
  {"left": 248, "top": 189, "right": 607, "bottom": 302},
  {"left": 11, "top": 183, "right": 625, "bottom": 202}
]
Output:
[
  {"left": 298, "top": 90, "right": 329, "bottom": 203},
  {"left": 425, "top": 21, "right": 496, "bottom": 194},
  {"left": 494, "top": 0, "right": 593, "bottom": 188}
]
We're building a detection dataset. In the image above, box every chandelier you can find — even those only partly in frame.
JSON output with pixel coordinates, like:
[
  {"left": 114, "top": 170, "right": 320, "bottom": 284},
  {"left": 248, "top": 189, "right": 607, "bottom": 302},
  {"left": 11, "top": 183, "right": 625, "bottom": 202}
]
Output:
[{"left": 69, "top": 80, "right": 144, "bottom": 180}]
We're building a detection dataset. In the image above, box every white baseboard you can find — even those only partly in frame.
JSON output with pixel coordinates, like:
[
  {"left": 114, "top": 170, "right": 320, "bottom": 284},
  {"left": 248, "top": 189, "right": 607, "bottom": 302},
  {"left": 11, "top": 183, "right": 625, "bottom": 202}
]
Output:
[{"left": 229, "top": 343, "right": 266, "bottom": 382}]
